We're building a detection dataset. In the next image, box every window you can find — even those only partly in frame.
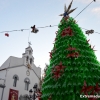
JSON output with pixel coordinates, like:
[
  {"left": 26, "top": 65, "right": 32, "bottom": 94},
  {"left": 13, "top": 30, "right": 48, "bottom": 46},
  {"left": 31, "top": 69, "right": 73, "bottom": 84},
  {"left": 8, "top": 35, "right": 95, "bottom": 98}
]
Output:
[
  {"left": 25, "top": 82, "right": 29, "bottom": 91},
  {"left": 30, "top": 58, "right": 32, "bottom": 64},
  {"left": 13, "top": 77, "right": 17, "bottom": 87},
  {"left": 26, "top": 56, "right": 29, "bottom": 62},
  {"left": 29, "top": 50, "right": 31, "bottom": 55},
  {"left": 13, "top": 75, "right": 19, "bottom": 87},
  {"left": 24, "top": 78, "right": 30, "bottom": 91}
]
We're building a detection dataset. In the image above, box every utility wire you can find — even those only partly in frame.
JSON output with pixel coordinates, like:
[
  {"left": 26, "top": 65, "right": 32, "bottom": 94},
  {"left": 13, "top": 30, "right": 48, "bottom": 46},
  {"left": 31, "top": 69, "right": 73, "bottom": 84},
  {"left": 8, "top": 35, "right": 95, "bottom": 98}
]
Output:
[
  {"left": 28, "top": 29, "right": 31, "bottom": 42},
  {"left": 74, "top": 0, "right": 94, "bottom": 19}
]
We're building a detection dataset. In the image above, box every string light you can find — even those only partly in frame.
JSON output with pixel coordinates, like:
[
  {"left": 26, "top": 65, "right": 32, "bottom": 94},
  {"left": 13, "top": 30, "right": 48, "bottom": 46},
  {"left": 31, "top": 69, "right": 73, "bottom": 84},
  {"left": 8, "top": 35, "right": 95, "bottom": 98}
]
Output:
[{"left": 0, "top": 25, "right": 100, "bottom": 34}]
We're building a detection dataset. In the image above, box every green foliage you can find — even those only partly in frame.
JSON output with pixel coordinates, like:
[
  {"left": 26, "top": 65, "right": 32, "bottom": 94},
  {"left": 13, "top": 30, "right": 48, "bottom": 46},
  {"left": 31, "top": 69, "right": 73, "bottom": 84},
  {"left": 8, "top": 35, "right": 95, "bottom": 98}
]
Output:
[{"left": 41, "top": 17, "right": 100, "bottom": 100}]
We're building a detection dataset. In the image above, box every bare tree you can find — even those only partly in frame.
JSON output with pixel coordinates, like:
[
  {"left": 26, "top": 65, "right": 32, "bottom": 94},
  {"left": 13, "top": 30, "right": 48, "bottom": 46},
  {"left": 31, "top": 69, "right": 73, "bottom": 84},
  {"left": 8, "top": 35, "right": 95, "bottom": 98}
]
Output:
[{"left": 39, "top": 63, "right": 48, "bottom": 90}]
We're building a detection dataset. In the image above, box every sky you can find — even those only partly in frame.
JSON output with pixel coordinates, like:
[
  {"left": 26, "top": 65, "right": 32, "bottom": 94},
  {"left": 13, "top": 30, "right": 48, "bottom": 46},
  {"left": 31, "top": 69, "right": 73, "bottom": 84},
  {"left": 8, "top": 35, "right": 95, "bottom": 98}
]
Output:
[{"left": 0, "top": 0, "right": 100, "bottom": 75}]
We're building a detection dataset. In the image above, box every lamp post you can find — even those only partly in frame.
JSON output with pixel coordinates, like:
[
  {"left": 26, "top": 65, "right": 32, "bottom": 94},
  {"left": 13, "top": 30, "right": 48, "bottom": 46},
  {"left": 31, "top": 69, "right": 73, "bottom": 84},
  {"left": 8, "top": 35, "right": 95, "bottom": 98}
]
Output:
[
  {"left": 29, "top": 84, "right": 37, "bottom": 100},
  {"left": 29, "top": 89, "right": 33, "bottom": 100}
]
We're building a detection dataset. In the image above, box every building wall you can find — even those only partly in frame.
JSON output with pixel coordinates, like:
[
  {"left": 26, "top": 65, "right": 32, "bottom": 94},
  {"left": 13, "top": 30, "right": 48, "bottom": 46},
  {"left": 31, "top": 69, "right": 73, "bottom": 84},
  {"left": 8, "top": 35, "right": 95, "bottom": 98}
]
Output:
[
  {"left": 32, "top": 63, "right": 41, "bottom": 79},
  {"left": 0, "top": 57, "right": 11, "bottom": 70},
  {"left": 0, "top": 70, "right": 6, "bottom": 84},
  {"left": 2, "top": 65, "right": 41, "bottom": 100},
  {"left": 10, "top": 57, "right": 24, "bottom": 67}
]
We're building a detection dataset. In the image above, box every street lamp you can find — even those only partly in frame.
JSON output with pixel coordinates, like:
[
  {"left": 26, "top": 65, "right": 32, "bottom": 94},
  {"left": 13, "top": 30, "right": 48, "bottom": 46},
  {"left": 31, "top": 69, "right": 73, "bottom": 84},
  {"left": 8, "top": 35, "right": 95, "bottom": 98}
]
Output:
[
  {"left": 29, "top": 84, "right": 38, "bottom": 100},
  {"left": 33, "top": 84, "right": 37, "bottom": 100},
  {"left": 29, "top": 89, "right": 33, "bottom": 99}
]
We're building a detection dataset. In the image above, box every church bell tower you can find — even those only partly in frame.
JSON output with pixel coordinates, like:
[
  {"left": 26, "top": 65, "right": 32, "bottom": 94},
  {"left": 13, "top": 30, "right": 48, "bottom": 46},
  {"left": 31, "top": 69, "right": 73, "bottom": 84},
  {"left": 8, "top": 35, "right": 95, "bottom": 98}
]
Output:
[{"left": 22, "top": 42, "right": 34, "bottom": 69}]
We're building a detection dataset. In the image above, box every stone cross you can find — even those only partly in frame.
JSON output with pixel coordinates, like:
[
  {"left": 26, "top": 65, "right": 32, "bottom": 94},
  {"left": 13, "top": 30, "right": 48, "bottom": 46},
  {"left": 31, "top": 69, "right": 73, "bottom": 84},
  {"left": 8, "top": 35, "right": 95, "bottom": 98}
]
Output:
[{"left": 28, "top": 42, "right": 32, "bottom": 47}]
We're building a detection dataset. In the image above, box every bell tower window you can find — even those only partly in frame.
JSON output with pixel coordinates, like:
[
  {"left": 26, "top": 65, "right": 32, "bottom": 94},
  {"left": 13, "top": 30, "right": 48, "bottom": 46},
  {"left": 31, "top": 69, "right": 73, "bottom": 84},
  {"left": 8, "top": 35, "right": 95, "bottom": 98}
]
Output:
[
  {"left": 30, "top": 58, "right": 32, "bottom": 64},
  {"left": 29, "top": 50, "right": 31, "bottom": 55},
  {"left": 26, "top": 56, "right": 29, "bottom": 62}
]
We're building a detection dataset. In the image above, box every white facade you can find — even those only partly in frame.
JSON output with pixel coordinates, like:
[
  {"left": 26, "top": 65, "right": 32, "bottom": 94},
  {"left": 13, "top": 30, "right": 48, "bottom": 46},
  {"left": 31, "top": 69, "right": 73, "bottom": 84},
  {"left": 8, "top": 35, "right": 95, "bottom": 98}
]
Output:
[{"left": 0, "top": 46, "right": 41, "bottom": 100}]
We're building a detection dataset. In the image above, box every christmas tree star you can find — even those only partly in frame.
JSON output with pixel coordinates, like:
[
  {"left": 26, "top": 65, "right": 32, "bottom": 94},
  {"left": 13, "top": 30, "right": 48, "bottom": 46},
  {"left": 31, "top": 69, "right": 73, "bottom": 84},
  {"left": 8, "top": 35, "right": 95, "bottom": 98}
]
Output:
[{"left": 59, "top": 0, "right": 77, "bottom": 17}]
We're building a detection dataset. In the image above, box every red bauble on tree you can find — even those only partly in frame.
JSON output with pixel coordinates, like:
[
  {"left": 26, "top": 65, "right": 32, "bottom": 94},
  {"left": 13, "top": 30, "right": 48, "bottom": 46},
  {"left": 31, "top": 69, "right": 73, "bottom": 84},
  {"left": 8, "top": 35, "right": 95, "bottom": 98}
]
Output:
[
  {"left": 93, "top": 83, "right": 100, "bottom": 94},
  {"left": 67, "top": 46, "right": 76, "bottom": 51},
  {"left": 57, "top": 62, "right": 65, "bottom": 71},
  {"left": 73, "top": 52, "right": 79, "bottom": 57},
  {"left": 80, "top": 81, "right": 94, "bottom": 95},
  {"left": 61, "top": 31, "right": 66, "bottom": 37},
  {"left": 65, "top": 27, "right": 73, "bottom": 36},
  {"left": 61, "top": 27, "right": 73, "bottom": 37},
  {"left": 52, "top": 62, "right": 65, "bottom": 80},
  {"left": 52, "top": 71, "right": 61, "bottom": 80},
  {"left": 67, "top": 52, "right": 79, "bottom": 58},
  {"left": 80, "top": 81, "right": 100, "bottom": 100}
]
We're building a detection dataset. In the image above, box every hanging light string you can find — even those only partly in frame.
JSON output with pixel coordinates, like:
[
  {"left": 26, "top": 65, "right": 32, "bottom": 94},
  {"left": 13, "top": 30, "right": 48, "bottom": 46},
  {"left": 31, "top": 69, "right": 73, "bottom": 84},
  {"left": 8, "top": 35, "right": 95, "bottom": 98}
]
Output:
[
  {"left": 0, "top": 0, "right": 99, "bottom": 34},
  {"left": 0, "top": 25, "right": 100, "bottom": 34}
]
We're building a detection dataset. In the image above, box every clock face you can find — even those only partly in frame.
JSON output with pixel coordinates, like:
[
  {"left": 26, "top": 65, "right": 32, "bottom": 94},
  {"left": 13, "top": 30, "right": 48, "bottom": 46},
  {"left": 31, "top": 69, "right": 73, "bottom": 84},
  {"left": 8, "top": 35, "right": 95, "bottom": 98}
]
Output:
[{"left": 26, "top": 70, "right": 30, "bottom": 76}]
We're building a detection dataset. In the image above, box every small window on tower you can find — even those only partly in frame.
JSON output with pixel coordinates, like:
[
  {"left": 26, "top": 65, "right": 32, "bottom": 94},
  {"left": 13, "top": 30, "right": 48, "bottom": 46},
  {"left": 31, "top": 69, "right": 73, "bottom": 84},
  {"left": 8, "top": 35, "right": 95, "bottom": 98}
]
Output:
[
  {"left": 29, "top": 50, "right": 31, "bottom": 55},
  {"left": 26, "top": 56, "right": 29, "bottom": 62},
  {"left": 30, "top": 58, "right": 32, "bottom": 64}
]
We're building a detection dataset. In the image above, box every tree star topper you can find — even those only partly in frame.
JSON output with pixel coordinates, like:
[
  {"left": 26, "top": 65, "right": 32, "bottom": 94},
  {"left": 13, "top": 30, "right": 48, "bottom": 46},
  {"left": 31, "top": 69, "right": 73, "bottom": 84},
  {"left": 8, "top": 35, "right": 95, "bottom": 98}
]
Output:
[{"left": 59, "top": 0, "right": 77, "bottom": 17}]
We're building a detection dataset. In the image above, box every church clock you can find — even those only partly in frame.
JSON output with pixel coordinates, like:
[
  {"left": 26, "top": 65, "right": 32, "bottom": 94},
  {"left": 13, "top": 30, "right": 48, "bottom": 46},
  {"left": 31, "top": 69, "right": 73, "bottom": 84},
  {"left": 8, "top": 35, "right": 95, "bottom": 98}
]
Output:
[{"left": 26, "top": 70, "right": 30, "bottom": 76}]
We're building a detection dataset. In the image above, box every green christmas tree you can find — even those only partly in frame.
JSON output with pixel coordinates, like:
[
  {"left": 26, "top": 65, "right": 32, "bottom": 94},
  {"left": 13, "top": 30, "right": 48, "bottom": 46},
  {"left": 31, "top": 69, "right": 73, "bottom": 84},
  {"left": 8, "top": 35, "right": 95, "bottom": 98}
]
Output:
[{"left": 41, "top": 0, "right": 100, "bottom": 100}]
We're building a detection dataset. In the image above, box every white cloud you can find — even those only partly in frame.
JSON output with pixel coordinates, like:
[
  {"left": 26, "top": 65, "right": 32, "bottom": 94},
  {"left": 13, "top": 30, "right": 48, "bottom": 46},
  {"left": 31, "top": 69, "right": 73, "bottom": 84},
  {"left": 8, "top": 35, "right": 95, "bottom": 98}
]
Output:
[
  {"left": 92, "top": 7, "right": 100, "bottom": 13},
  {"left": 91, "top": 7, "right": 100, "bottom": 17}
]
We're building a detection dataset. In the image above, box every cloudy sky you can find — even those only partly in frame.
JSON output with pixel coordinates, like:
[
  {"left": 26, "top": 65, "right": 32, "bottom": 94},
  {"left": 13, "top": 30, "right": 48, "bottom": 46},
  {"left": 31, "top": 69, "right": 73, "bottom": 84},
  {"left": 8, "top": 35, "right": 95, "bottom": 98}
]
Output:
[{"left": 0, "top": 0, "right": 100, "bottom": 74}]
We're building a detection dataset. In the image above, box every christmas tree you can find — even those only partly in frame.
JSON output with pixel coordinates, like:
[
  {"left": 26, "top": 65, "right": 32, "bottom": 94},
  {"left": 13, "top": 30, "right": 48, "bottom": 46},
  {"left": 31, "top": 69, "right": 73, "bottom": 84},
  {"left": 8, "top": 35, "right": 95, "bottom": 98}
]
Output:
[{"left": 41, "top": 0, "right": 100, "bottom": 100}]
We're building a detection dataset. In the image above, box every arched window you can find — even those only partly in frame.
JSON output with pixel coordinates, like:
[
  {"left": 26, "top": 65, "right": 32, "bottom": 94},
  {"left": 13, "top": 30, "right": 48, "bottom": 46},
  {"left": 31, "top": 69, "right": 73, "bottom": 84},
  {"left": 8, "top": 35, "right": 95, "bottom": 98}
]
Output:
[
  {"left": 30, "top": 58, "right": 32, "bottom": 64},
  {"left": 13, "top": 74, "right": 19, "bottom": 87},
  {"left": 24, "top": 78, "right": 30, "bottom": 91}
]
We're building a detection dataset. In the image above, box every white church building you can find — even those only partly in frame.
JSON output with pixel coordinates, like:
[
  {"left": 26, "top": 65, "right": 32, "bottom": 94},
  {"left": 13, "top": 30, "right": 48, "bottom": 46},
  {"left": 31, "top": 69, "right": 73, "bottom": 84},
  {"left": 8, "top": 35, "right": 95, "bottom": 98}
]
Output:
[{"left": 0, "top": 45, "right": 41, "bottom": 100}]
